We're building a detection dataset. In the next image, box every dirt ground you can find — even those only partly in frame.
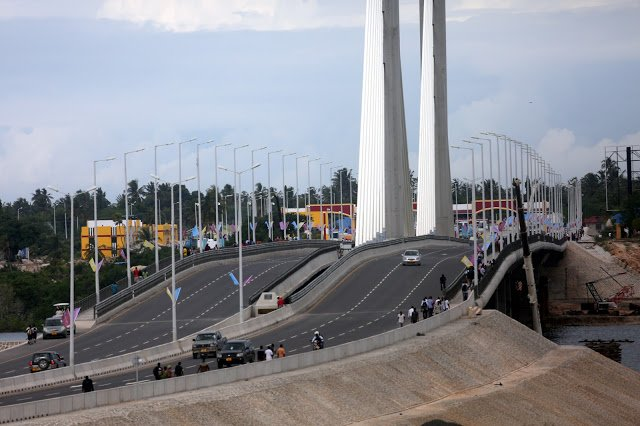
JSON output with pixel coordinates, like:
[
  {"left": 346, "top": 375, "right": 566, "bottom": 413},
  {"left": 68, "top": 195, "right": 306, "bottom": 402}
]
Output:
[{"left": 602, "top": 239, "right": 640, "bottom": 274}]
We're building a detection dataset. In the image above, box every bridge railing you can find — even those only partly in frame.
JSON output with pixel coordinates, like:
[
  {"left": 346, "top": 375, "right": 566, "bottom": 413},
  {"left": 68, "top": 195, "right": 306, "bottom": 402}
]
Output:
[{"left": 94, "top": 240, "right": 336, "bottom": 318}]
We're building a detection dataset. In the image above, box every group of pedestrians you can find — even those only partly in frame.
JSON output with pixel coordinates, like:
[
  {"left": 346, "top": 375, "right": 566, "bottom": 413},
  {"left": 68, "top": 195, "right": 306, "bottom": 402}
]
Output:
[
  {"left": 25, "top": 325, "right": 38, "bottom": 344},
  {"left": 397, "top": 274, "right": 451, "bottom": 328},
  {"left": 153, "top": 361, "right": 184, "bottom": 379}
]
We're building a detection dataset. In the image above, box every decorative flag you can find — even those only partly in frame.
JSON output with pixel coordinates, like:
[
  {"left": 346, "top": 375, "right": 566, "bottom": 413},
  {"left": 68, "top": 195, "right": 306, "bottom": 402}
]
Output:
[
  {"left": 249, "top": 223, "right": 254, "bottom": 231},
  {"left": 482, "top": 242, "right": 491, "bottom": 252},
  {"left": 165, "top": 286, "right": 182, "bottom": 302},
  {"left": 97, "top": 259, "right": 104, "bottom": 272},
  {"left": 291, "top": 221, "right": 297, "bottom": 229},
  {"left": 73, "top": 307, "right": 81, "bottom": 322},
  {"left": 461, "top": 256, "right": 473, "bottom": 268},
  {"left": 62, "top": 310, "right": 70, "bottom": 328},
  {"left": 265, "top": 221, "right": 270, "bottom": 229},
  {"left": 279, "top": 221, "right": 285, "bottom": 231},
  {"left": 143, "top": 240, "right": 155, "bottom": 250},
  {"left": 228, "top": 272, "right": 239, "bottom": 286},
  {"left": 120, "top": 249, "right": 127, "bottom": 260},
  {"left": 89, "top": 258, "right": 97, "bottom": 272},
  {"left": 191, "top": 226, "right": 199, "bottom": 237},
  {"left": 231, "top": 224, "right": 236, "bottom": 232}
]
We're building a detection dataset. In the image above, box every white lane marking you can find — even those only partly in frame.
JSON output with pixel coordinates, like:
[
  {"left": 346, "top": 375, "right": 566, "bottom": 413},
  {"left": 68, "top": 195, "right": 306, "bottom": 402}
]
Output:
[
  {"left": 5, "top": 370, "right": 15, "bottom": 373},
  {"left": 70, "top": 384, "right": 82, "bottom": 389},
  {"left": 45, "top": 392, "right": 60, "bottom": 396},
  {"left": 16, "top": 397, "right": 32, "bottom": 401},
  {"left": 98, "top": 383, "right": 111, "bottom": 387}
]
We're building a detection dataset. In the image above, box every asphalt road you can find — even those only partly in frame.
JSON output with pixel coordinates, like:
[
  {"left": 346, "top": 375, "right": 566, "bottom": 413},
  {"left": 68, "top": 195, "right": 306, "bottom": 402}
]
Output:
[
  {"left": 0, "top": 249, "right": 315, "bottom": 379},
  {"left": 0, "top": 240, "right": 470, "bottom": 406}
]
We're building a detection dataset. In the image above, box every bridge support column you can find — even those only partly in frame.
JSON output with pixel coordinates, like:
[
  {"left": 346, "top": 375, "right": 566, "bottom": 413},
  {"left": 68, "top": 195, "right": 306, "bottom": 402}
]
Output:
[
  {"left": 416, "top": 0, "right": 453, "bottom": 237},
  {"left": 356, "top": 0, "right": 413, "bottom": 245}
]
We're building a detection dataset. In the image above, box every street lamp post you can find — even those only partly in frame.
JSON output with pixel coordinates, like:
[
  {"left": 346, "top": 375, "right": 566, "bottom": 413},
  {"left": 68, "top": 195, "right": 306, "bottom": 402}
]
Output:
[
  {"left": 451, "top": 145, "right": 478, "bottom": 292},
  {"left": 233, "top": 144, "right": 249, "bottom": 244},
  {"left": 214, "top": 142, "right": 232, "bottom": 247},
  {"left": 307, "top": 157, "right": 320, "bottom": 239},
  {"left": 151, "top": 174, "right": 195, "bottom": 341},
  {"left": 92, "top": 156, "right": 116, "bottom": 305},
  {"left": 48, "top": 185, "right": 97, "bottom": 369},
  {"left": 267, "top": 150, "right": 283, "bottom": 241},
  {"left": 219, "top": 164, "right": 261, "bottom": 324},
  {"left": 329, "top": 166, "right": 342, "bottom": 239},
  {"left": 124, "top": 148, "right": 145, "bottom": 288},
  {"left": 463, "top": 140, "right": 485, "bottom": 243},
  {"left": 154, "top": 142, "right": 175, "bottom": 273},
  {"left": 178, "top": 138, "right": 197, "bottom": 259},
  {"left": 197, "top": 140, "right": 215, "bottom": 253},
  {"left": 473, "top": 135, "right": 495, "bottom": 258},
  {"left": 281, "top": 152, "right": 296, "bottom": 239},
  {"left": 295, "top": 155, "right": 309, "bottom": 240},
  {"left": 251, "top": 146, "right": 267, "bottom": 243},
  {"left": 319, "top": 161, "right": 332, "bottom": 240},
  {"left": 17, "top": 207, "right": 23, "bottom": 220}
]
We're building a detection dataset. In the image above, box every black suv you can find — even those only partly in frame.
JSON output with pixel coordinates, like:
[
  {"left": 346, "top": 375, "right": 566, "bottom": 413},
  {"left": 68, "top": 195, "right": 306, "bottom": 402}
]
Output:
[
  {"left": 191, "top": 331, "right": 226, "bottom": 359},
  {"left": 29, "top": 352, "right": 66, "bottom": 373},
  {"left": 217, "top": 339, "right": 256, "bottom": 368}
]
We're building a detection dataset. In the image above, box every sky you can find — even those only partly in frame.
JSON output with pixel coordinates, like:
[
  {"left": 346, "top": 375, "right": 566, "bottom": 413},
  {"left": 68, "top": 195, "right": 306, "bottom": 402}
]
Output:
[{"left": 1, "top": 0, "right": 639, "bottom": 204}]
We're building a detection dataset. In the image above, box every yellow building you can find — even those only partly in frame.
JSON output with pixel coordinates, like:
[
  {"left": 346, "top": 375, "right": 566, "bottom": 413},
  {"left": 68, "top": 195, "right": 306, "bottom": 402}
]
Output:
[{"left": 81, "top": 220, "right": 176, "bottom": 260}]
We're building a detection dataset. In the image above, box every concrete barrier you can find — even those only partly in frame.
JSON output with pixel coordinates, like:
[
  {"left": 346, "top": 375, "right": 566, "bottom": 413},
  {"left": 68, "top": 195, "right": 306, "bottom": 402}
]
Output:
[
  {"left": 0, "top": 295, "right": 476, "bottom": 423},
  {"left": 0, "top": 237, "right": 467, "bottom": 402}
]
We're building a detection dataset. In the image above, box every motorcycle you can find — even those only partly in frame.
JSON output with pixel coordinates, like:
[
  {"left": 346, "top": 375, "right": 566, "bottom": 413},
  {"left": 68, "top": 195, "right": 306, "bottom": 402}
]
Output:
[{"left": 312, "top": 339, "right": 324, "bottom": 350}]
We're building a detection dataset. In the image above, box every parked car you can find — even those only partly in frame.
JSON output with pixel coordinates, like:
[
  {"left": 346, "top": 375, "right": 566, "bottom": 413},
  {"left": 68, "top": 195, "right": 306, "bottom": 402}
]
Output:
[
  {"left": 217, "top": 340, "right": 256, "bottom": 368},
  {"left": 42, "top": 316, "right": 67, "bottom": 339},
  {"left": 401, "top": 249, "right": 422, "bottom": 266},
  {"left": 192, "top": 331, "right": 226, "bottom": 359},
  {"left": 29, "top": 352, "right": 66, "bottom": 373}
]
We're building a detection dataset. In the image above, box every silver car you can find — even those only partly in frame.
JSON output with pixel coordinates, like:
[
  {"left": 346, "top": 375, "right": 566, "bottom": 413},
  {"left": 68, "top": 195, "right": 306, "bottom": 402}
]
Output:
[
  {"left": 402, "top": 249, "right": 422, "bottom": 266},
  {"left": 42, "top": 316, "right": 67, "bottom": 339}
]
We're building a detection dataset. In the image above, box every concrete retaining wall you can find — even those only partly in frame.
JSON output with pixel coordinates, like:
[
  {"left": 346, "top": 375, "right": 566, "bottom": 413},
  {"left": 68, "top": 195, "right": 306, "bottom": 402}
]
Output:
[{"left": 0, "top": 294, "right": 476, "bottom": 423}]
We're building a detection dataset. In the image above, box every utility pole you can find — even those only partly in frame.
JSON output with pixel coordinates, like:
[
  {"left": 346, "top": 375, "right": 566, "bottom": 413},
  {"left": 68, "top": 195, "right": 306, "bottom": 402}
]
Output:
[{"left": 513, "top": 178, "right": 542, "bottom": 335}]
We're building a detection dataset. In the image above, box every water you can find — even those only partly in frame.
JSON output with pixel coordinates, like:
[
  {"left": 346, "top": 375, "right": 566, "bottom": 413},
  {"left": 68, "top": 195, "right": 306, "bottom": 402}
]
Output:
[{"left": 545, "top": 324, "right": 640, "bottom": 372}]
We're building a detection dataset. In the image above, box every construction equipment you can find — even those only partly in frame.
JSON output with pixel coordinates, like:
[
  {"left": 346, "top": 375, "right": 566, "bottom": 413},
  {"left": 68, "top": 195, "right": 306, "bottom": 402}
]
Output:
[{"left": 585, "top": 267, "right": 629, "bottom": 312}]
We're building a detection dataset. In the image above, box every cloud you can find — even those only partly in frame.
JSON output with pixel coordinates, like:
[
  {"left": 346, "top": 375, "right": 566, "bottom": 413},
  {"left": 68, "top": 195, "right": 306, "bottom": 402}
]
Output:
[
  {"left": 537, "top": 129, "right": 640, "bottom": 180},
  {"left": 97, "top": 0, "right": 365, "bottom": 32}
]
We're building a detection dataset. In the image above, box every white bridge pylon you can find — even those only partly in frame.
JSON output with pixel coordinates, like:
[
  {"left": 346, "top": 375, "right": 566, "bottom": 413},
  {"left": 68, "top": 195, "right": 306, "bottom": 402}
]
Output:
[{"left": 356, "top": 0, "right": 453, "bottom": 246}]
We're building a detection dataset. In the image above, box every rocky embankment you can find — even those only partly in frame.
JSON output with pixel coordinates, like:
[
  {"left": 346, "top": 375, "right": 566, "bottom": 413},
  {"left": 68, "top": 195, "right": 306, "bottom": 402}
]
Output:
[{"left": 19, "top": 311, "right": 640, "bottom": 426}]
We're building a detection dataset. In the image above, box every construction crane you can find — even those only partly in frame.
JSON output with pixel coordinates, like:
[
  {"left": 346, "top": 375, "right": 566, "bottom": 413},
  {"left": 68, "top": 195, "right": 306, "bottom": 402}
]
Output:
[{"left": 585, "top": 267, "right": 629, "bottom": 312}]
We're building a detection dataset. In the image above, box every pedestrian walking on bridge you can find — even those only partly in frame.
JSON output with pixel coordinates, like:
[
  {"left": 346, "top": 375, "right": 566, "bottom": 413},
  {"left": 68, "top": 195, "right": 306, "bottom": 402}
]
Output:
[{"left": 397, "top": 311, "right": 405, "bottom": 327}]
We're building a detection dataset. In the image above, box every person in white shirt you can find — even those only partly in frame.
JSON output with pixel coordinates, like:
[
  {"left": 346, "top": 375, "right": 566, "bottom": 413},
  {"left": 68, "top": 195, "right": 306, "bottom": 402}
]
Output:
[
  {"left": 265, "top": 346, "right": 274, "bottom": 361},
  {"left": 397, "top": 311, "right": 405, "bottom": 327}
]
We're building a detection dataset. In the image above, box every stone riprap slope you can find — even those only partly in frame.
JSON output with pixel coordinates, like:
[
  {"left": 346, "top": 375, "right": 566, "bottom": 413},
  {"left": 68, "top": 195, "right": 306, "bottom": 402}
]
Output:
[{"left": 18, "top": 311, "right": 640, "bottom": 426}]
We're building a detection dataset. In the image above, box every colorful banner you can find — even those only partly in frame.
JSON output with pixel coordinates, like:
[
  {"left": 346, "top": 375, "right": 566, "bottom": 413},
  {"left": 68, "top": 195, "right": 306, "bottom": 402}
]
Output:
[
  {"left": 228, "top": 272, "right": 239, "bottom": 286},
  {"left": 461, "top": 255, "right": 473, "bottom": 268}
]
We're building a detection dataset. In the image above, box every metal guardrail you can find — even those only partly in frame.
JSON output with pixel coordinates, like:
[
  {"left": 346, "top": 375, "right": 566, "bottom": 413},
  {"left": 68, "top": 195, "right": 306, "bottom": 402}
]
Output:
[
  {"left": 247, "top": 243, "right": 339, "bottom": 304},
  {"left": 94, "top": 240, "right": 335, "bottom": 317}
]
